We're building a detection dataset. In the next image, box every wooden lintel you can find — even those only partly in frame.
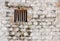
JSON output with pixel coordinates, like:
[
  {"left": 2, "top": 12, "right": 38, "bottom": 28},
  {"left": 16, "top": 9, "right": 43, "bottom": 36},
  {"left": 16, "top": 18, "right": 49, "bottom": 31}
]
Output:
[{"left": 6, "top": 4, "right": 32, "bottom": 9}]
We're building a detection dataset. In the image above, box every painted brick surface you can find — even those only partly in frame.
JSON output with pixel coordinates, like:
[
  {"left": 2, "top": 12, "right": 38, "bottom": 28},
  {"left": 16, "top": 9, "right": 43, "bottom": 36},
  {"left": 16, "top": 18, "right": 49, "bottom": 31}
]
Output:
[{"left": 0, "top": 0, "right": 60, "bottom": 41}]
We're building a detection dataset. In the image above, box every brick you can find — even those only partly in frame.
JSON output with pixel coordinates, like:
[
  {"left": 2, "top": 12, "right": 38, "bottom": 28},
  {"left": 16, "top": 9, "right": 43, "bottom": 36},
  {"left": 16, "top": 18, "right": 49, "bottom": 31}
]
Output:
[
  {"left": 30, "top": 19, "right": 36, "bottom": 22},
  {"left": 13, "top": 36, "right": 17, "bottom": 39},
  {"left": 56, "top": 2, "right": 60, "bottom": 7},
  {"left": 46, "top": 22, "right": 52, "bottom": 25},
  {"left": 24, "top": 25, "right": 28, "bottom": 28},
  {"left": 24, "top": 32, "right": 28, "bottom": 36},
  {"left": 40, "top": 22, "right": 46, "bottom": 26},
  {"left": 33, "top": 21, "right": 38, "bottom": 25},
  {"left": 28, "top": 22, "right": 32, "bottom": 25},
  {"left": 33, "top": 14, "right": 38, "bottom": 18},
  {"left": 8, "top": 36, "right": 12, "bottom": 39},
  {"left": 19, "top": 25, "right": 23, "bottom": 28},
  {"left": 12, "top": 25, "right": 17, "bottom": 27},
  {"left": 13, "top": 28, "right": 19, "bottom": 31},
  {"left": 2, "top": 21, "right": 7, "bottom": 24},
  {"left": 6, "top": 24, "right": 10, "bottom": 27},
  {"left": 46, "top": 14, "right": 56, "bottom": 18},
  {"left": 40, "top": 15, "right": 45, "bottom": 19},
  {"left": 8, "top": 28, "right": 13, "bottom": 31}
]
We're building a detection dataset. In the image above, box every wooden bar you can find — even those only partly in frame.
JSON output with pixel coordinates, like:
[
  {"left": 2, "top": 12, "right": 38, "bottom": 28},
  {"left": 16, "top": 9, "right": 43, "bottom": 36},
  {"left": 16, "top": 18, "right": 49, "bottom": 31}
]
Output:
[
  {"left": 16, "top": 10, "right": 18, "bottom": 22},
  {"left": 20, "top": 10, "right": 22, "bottom": 22},
  {"left": 22, "top": 10, "right": 23, "bottom": 22},
  {"left": 19, "top": 11, "right": 21, "bottom": 22},
  {"left": 24, "top": 10, "right": 27, "bottom": 22},
  {"left": 14, "top": 10, "right": 17, "bottom": 22},
  {"left": 24, "top": 10, "right": 25, "bottom": 22},
  {"left": 18, "top": 10, "right": 19, "bottom": 22},
  {"left": 22, "top": 10, "right": 25, "bottom": 22}
]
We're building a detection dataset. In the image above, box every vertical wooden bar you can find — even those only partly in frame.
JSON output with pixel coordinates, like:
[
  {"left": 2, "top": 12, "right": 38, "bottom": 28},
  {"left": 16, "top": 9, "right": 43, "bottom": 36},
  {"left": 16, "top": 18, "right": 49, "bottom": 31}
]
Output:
[
  {"left": 18, "top": 10, "right": 19, "bottom": 22},
  {"left": 20, "top": 10, "right": 21, "bottom": 22},
  {"left": 26, "top": 10, "right": 27, "bottom": 22},
  {"left": 24, "top": 10, "right": 26, "bottom": 21},
  {"left": 16, "top": 10, "right": 18, "bottom": 22},
  {"left": 19, "top": 10, "right": 20, "bottom": 22},
  {"left": 14, "top": 10, "right": 16, "bottom": 22},
  {"left": 23, "top": 10, "right": 24, "bottom": 22},
  {"left": 20, "top": 10, "right": 22, "bottom": 22},
  {"left": 22, "top": 10, "right": 23, "bottom": 22},
  {"left": 24, "top": 10, "right": 27, "bottom": 22},
  {"left": 14, "top": 10, "right": 17, "bottom": 22}
]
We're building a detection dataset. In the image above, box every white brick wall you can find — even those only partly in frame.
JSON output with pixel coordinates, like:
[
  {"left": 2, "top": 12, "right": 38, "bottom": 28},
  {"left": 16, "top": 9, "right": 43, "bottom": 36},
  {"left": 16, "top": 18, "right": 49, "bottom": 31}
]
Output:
[{"left": 0, "top": 0, "right": 60, "bottom": 41}]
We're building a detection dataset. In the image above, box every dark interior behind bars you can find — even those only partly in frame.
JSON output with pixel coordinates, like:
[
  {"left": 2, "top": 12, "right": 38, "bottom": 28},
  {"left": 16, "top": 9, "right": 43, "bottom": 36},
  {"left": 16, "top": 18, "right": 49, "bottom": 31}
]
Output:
[{"left": 14, "top": 9, "right": 27, "bottom": 22}]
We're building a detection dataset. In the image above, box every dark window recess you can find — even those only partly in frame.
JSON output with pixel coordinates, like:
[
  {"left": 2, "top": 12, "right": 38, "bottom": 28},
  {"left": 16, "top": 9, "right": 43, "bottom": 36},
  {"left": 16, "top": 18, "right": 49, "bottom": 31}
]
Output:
[{"left": 14, "top": 9, "right": 27, "bottom": 22}]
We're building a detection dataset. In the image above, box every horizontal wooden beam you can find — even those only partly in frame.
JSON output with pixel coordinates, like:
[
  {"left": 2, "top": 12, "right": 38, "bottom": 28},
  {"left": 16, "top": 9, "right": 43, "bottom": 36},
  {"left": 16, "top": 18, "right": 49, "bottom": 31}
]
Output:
[{"left": 5, "top": 3, "right": 33, "bottom": 9}]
